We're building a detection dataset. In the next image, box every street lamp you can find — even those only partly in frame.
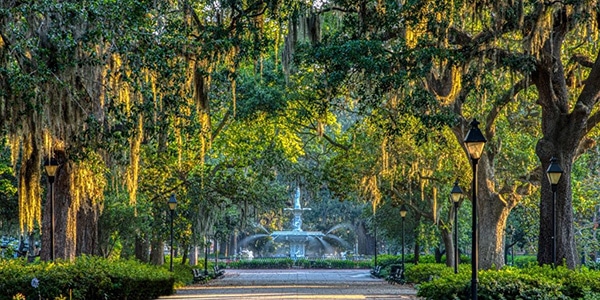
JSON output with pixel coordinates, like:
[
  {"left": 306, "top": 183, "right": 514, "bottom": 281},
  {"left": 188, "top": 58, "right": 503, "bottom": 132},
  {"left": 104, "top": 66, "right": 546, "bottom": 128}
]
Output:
[
  {"left": 204, "top": 236, "right": 209, "bottom": 276},
  {"left": 451, "top": 181, "right": 463, "bottom": 274},
  {"left": 374, "top": 214, "right": 378, "bottom": 267},
  {"left": 44, "top": 157, "right": 59, "bottom": 261},
  {"left": 464, "top": 119, "right": 486, "bottom": 300},
  {"left": 168, "top": 194, "right": 177, "bottom": 272},
  {"left": 399, "top": 204, "right": 408, "bottom": 280},
  {"left": 546, "top": 157, "right": 563, "bottom": 267}
]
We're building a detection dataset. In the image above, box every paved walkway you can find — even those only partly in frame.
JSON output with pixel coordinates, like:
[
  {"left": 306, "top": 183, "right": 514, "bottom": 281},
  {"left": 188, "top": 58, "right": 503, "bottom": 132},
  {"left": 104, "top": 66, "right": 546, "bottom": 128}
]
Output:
[{"left": 158, "top": 269, "right": 419, "bottom": 300}]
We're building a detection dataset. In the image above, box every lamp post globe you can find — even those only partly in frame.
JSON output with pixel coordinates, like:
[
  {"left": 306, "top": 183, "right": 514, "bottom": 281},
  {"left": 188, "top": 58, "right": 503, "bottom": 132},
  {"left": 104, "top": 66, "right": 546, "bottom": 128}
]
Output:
[
  {"left": 168, "top": 194, "right": 177, "bottom": 272},
  {"left": 451, "top": 181, "right": 463, "bottom": 274},
  {"left": 464, "top": 119, "right": 486, "bottom": 300},
  {"left": 546, "top": 157, "right": 563, "bottom": 267}
]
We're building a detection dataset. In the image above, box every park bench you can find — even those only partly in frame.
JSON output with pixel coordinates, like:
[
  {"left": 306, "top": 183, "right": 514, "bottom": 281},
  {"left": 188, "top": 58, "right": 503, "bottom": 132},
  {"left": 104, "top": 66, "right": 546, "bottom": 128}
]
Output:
[
  {"left": 192, "top": 268, "right": 209, "bottom": 283},
  {"left": 386, "top": 265, "right": 405, "bottom": 284},
  {"left": 213, "top": 265, "right": 225, "bottom": 278},
  {"left": 370, "top": 265, "right": 382, "bottom": 278}
]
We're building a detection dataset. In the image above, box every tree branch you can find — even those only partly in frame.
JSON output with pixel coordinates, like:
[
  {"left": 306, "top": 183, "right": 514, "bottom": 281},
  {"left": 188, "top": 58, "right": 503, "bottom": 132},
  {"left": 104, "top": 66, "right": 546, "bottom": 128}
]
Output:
[
  {"left": 576, "top": 51, "right": 600, "bottom": 112},
  {"left": 586, "top": 111, "right": 600, "bottom": 136},
  {"left": 317, "top": 6, "right": 357, "bottom": 14},
  {"left": 485, "top": 79, "right": 528, "bottom": 139},
  {"left": 211, "top": 108, "right": 231, "bottom": 143}
]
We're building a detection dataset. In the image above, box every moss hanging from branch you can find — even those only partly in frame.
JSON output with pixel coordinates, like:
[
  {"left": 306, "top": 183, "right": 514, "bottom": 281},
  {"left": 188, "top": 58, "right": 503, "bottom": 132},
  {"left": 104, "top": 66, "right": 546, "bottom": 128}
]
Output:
[{"left": 17, "top": 133, "right": 42, "bottom": 234}]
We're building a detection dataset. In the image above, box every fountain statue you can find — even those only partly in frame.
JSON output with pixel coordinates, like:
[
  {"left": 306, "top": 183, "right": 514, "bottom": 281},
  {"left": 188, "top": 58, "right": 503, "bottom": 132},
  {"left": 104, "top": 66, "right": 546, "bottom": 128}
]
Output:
[
  {"left": 271, "top": 187, "right": 325, "bottom": 259},
  {"left": 240, "top": 187, "right": 349, "bottom": 259},
  {"left": 286, "top": 187, "right": 310, "bottom": 231}
]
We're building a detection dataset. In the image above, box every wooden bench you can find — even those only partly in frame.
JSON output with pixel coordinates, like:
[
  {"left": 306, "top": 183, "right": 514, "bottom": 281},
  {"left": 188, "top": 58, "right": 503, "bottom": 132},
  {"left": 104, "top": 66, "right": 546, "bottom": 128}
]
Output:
[
  {"left": 370, "top": 265, "right": 382, "bottom": 278},
  {"left": 386, "top": 265, "right": 405, "bottom": 284},
  {"left": 213, "top": 265, "right": 225, "bottom": 278},
  {"left": 192, "top": 268, "right": 209, "bottom": 283}
]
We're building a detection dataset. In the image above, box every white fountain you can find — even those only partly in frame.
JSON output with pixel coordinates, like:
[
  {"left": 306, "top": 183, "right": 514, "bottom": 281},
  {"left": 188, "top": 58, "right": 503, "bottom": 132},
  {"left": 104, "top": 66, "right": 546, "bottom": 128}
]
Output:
[{"left": 270, "top": 187, "right": 325, "bottom": 259}]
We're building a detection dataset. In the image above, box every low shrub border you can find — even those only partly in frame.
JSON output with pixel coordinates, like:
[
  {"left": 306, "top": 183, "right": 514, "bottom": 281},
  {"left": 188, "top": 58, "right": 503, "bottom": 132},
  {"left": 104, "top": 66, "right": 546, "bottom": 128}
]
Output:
[
  {"left": 0, "top": 256, "right": 174, "bottom": 300},
  {"left": 412, "top": 263, "right": 600, "bottom": 300},
  {"left": 226, "top": 258, "right": 371, "bottom": 269}
]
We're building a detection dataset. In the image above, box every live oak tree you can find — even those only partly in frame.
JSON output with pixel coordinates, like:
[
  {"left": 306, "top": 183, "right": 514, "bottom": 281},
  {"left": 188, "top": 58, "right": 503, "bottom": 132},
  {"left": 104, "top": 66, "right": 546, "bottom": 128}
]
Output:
[
  {"left": 0, "top": 0, "right": 301, "bottom": 262},
  {"left": 291, "top": 0, "right": 600, "bottom": 269}
]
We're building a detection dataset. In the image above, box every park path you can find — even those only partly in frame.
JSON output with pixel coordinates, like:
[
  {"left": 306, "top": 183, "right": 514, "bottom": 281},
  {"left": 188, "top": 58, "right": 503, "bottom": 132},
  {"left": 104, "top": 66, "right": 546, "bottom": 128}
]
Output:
[{"left": 157, "top": 269, "right": 419, "bottom": 300}]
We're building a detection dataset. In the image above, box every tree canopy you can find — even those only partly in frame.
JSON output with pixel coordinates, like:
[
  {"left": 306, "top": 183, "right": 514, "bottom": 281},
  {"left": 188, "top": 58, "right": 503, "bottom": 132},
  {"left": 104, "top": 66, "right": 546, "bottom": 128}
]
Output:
[{"left": 0, "top": 0, "right": 599, "bottom": 271}]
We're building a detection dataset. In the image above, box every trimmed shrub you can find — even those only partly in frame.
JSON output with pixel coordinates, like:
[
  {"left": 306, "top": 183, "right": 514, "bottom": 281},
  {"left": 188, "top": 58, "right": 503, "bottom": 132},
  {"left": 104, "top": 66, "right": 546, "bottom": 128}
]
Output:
[
  {"left": 511, "top": 255, "right": 537, "bottom": 268},
  {"left": 228, "top": 258, "right": 294, "bottom": 269},
  {"left": 226, "top": 258, "right": 369, "bottom": 269},
  {"left": 415, "top": 264, "right": 600, "bottom": 300},
  {"left": 405, "top": 263, "right": 459, "bottom": 284},
  {"left": 0, "top": 256, "right": 174, "bottom": 300}
]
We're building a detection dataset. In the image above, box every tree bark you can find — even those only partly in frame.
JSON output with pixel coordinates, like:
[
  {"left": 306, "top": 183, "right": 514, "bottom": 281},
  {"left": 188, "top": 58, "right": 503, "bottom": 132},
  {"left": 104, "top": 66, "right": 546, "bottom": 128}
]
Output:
[
  {"left": 441, "top": 224, "right": 454, "bottom": 268},
  {"left": 76, "top": 207, "right": 99, "bottom": 256},
  {"left": 150, "top": 238, "right": 164, "bottom": 265},
  {"left": 531, "top": 23, "right": 600, "bottom": 267},
  {"left": 452, "top": 122, "right": 517, "bottom": 270},
  {"left": 135, "top": 235, "right": 150, "bottom": 263}
]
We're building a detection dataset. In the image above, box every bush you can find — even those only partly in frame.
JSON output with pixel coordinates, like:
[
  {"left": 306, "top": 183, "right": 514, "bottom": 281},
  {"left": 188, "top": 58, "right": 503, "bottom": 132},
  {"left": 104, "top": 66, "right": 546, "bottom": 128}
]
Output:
[
  {"left": 0, "top": 256, "right": 174, "bottom": 300},
  {"left": 225, "top": 258, "right": 370, "bottom": 269},
  {"left": 520, "top": 265, "right": 600, "bottom": 299},
  {"left": 405, "top": 263, "right": 457, "bottom": 284},
  {"left": 228, "top": 258, "right": 294, "bottom": 269},
  {"left": 511, "top": 255, "right": 537, "bottom": 268},
  {"left": 415, "top": 264, "right": 600, "bottom": 300}
]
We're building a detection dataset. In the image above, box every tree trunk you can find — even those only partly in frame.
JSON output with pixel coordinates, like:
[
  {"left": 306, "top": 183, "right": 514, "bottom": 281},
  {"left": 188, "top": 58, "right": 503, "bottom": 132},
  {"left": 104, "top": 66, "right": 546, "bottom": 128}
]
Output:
[
  {"left": 531, "top": 34, "right": 596, "bottom": 268},
  {"left": 41, "top": 149, "right": 103, "bottom": 261},
  {"left": 150, "top": 238, "right": 164, "bottom": 265},
  {"left": 135, "top": 235, "right": 149, "bottom": 262},
  {"left": 413, "top": 239, "right": 420, "bottom": 265},
  {"left": 441, "top": 226, "right": 454, "bottom": 268},
  {"left": 478, "top": 192, "right": 510, "bottom": 270},
  {"left": 536, "top": 142, "right": 578, "bottom": 268},
  {"left": 76, "top": 207, "right": 99, "bottom": 256},
  {"left": 50, "top": 150, "right": 76, "bottom": 261},
  {"left": 181, "top": 242, "right": 188, "bottom": 266},
  {"left": 190, "top": 245, "right": 198, "bottom": 266},
  {"left": 452, "top": 122, "right": 518, "bottom": 270}
]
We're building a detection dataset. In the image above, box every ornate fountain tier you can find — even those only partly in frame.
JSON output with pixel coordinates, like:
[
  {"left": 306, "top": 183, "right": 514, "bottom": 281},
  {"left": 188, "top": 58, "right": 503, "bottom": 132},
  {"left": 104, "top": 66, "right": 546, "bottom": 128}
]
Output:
[{"left": 269, "top": 187, "right": 324, "bottom": 259}]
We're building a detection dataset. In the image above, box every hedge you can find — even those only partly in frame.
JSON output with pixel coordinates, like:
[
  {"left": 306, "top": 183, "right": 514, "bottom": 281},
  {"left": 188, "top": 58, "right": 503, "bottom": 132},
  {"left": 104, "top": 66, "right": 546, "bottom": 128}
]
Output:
[
  {"left": 0, "top": 256, "right": 174, "bottom": 300},
  {"left": 414, "top": 264, "right": 600, "bottom": 300},
  {"left": 225, "top": 258, "right": 371, "bottom": 269}
]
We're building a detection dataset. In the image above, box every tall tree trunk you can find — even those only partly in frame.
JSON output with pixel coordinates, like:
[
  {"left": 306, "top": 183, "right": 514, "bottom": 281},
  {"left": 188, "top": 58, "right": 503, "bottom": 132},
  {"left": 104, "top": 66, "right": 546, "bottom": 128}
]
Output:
[
  {"left": 135, "top": 235, "right": 149, "bottom": 262},
  {"left": 181, "top": 244, "right": 189, "bottom": 266},
  {"left": 478, "top": 190, "right": 510, "bottom": 270},
  {"left": 531, "top": 30, "right": 599, "bottom": 268},
  {"left": 50, "top": 150, "right": 76, "bottom": 261},
  {"left": 189, "top": 245, "right": 198, "bottom": 266},
  {"left": 453, "top": 123, "right": 518, "bottom": 270},
  {"left": 76, "top": 207, "right": 99, "bottom": 256},
  {"left": 536, "top": 138, "right": 578, "bottom": 267},
  {"left": 150, "top": 238, "right": 164, "bottom": 265},
  {"left": 413, "top": 214, "right": 421, "bottom": 264},
  {"left": 441, "top": 226, "right": 454, "bottom": 268}
]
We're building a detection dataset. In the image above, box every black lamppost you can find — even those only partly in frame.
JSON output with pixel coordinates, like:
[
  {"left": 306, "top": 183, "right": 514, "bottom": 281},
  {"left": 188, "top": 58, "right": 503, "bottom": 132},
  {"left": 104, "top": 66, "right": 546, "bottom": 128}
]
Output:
[
  {"left": 44, "top": 157, "right": 59, "bottom": 261},
  {"left": 204, "top": 237, "right": 209, "bottom": 275},
  {"left": 399, "top": 204, "right": 408, "bottom": 280},
  {"left": 168, "top": 194, "right": 177, "bottom": 272},
  {"left": 451, "top": 181, "right": 463, "bottom": 274},
  {"left": 374, "top": 214, "right": 378, "bottom": 267},
  {"left": 546, "top": 157, "right": 563, "bottom": 267},
  {"left": 464, "top": 119, "right": 486, "bottom": 300}
]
